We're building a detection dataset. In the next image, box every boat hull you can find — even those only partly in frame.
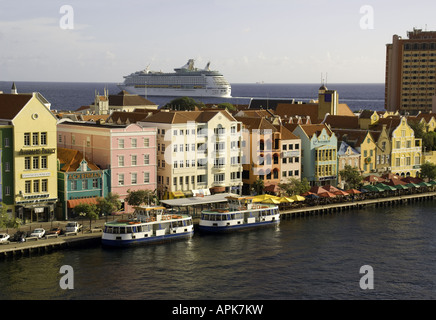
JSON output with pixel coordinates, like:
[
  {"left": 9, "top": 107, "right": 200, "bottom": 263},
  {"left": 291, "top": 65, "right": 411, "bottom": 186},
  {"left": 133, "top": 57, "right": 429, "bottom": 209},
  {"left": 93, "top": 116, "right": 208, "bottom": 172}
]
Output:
[
  {"left": 118, "top": 84, "right": 232, "bottom": 98},
  {"left": 198, "top": 219, "right": 280, "bottom": 233},
  {"left": 101, "top": 230, "right": 194, "bottom": 247}
]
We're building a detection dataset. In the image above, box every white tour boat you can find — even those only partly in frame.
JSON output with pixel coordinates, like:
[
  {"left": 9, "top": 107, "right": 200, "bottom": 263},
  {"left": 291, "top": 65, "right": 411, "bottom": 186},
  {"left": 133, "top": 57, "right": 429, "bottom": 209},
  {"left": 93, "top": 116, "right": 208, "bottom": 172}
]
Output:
[
  {"left": 102, "top": 206, "right": 194, "bottom": 247},
  {"left": 199, "top": 196, "right": 280, "bottom": 233}
]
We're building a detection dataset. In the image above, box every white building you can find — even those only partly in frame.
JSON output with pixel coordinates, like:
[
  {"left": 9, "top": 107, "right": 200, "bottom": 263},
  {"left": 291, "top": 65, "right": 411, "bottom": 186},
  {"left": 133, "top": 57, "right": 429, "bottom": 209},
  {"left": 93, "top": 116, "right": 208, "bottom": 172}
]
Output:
[{"left": 139, "top": 110, "right": 243, "bottom": 199}]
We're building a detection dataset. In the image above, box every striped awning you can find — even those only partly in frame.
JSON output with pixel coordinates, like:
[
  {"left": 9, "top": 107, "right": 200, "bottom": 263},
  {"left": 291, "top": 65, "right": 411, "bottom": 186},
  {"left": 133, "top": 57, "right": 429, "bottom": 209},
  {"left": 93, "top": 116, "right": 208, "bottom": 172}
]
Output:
[{"left": 67, "top": 197, "right": 99, "bottom": 208}]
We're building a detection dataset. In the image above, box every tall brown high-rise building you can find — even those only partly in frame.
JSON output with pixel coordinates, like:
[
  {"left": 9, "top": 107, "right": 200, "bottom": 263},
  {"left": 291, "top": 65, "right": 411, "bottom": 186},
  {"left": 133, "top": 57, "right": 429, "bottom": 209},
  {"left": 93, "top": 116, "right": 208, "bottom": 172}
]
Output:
[{"left": 385, "top": 28, "right": 436, "bottom": 113}]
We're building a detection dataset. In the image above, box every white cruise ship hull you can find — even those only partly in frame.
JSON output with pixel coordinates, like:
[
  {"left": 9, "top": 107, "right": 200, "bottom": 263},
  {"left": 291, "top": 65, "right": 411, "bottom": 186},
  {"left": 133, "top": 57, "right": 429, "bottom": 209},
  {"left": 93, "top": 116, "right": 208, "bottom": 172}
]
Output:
[{"left": 118, "top": 84, "right": 232, "bottom": 98}]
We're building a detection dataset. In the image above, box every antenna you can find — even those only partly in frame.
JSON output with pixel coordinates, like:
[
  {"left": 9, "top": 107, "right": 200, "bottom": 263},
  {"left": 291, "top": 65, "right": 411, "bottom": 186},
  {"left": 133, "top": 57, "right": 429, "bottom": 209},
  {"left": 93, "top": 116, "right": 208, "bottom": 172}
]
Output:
[{"left": 326, "top": 73, "right": 328, "bottom": 87}]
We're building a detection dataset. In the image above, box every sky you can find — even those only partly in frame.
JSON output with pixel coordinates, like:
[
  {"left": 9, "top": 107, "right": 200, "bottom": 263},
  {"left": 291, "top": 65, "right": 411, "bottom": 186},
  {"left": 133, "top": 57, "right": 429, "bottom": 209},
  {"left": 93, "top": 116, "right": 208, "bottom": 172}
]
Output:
[{"left": 1, "top": 0, "right": 436, "bottom": 84}]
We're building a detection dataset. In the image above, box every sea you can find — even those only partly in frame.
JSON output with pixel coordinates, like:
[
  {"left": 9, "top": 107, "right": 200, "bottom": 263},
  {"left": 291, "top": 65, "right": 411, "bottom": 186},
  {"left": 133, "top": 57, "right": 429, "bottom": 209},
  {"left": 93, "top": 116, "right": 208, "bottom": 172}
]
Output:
[
  {"left": 3, "top": 81, "right": 434, "bottom": 304},
  {"left": 0, "top": 81, "right": 385, "bottom": 112}
]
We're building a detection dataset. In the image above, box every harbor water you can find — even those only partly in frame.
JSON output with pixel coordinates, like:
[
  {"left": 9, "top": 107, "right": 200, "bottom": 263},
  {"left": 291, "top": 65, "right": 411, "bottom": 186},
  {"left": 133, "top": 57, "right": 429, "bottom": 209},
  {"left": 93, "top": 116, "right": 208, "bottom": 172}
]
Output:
[{"left": 1, "top": 201, "right": 436, "bottom": 300}]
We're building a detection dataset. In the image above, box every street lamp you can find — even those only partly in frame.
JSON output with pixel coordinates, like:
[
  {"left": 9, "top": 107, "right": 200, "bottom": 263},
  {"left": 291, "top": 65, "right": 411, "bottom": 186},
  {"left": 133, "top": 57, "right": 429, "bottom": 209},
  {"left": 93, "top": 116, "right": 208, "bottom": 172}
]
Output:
[{"left": 79, "top": 212, "right": 86, "bottom": 234}]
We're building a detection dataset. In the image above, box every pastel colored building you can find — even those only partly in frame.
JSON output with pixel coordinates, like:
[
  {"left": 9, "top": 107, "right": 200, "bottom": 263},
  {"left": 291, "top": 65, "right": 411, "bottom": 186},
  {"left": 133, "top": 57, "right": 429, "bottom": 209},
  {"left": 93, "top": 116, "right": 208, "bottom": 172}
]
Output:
[
  {"left": 139, "top": 110, "right": 243, "bottom": 198},
  {"left": 57, "top": 148, "right": 110, "bottom": 220},
  {"left": 57, "top": 121, "right": 157, "bottom": 213},
  {"left": 292, "top": 124, "right": 338, "bottom": 186},
  {"left": 0, "top": 91, "right": 58, "bottom": 222}
]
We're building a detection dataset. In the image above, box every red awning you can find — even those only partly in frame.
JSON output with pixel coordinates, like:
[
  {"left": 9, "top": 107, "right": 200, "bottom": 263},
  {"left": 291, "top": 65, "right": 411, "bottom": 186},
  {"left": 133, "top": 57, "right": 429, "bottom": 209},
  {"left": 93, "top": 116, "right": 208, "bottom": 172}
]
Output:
[{"left": 67, "top": 198, "right": 99, "bottom": 209}]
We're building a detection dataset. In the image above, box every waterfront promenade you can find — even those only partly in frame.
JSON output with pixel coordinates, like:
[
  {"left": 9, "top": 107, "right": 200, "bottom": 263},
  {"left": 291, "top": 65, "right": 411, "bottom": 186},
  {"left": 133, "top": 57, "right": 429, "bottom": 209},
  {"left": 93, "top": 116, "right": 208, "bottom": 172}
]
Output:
[{"left": 1, "top": 190, "right": 436, "bottom": 259}]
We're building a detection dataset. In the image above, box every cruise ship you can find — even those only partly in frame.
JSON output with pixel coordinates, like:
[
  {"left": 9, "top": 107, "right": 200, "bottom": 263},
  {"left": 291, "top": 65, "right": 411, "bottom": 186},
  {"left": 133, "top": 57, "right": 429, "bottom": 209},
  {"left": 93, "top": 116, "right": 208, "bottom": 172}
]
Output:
[{"left": 117, "top": 59, "right": 232, "bottom": 98}]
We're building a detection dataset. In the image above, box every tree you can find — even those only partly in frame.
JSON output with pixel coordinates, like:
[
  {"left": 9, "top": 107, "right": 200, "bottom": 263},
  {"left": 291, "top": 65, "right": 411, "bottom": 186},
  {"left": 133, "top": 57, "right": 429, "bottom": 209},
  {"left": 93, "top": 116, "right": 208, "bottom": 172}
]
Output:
[
  {"left": 409, "top": 120, "right": 426, "bottom": 139},
  {"left": 0, "top": 203, "right": 22, "bottom": 229},
  {"left": 252, "top": 178, "right": 265, "bottom": 195},
  {"left": 217, "top": 102, "right": 236, "bottom": 112},
  {"left": 125, "top": 189, "right": 157, "bottom": 207},
  {"left": 97, "top": 192, "right": 122, "bottom": 218},
  {"left": 163, "top": 97, "right": 205, "bottom": 111},
  {"left": 74, "top": 203, "right": 99, "bottom": 231},
  {"left": 278, "top": 177, "right": 310, "bottom": 196},
  {"left": 339, "top": 165, "right": 362, "bottom": 189},
  {"left": 422, "top": 131, "right": 436, "bottom": 151},
  {"left": 420, "top": 162, "right": 436, "bottom": 180}
]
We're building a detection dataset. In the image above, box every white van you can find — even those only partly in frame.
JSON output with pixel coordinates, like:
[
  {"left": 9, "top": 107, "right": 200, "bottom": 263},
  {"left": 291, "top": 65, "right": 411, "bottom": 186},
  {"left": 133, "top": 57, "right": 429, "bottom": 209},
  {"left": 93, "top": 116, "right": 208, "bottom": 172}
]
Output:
[{"left": 65, "top": 222, "right": 82, "bottom": 233}]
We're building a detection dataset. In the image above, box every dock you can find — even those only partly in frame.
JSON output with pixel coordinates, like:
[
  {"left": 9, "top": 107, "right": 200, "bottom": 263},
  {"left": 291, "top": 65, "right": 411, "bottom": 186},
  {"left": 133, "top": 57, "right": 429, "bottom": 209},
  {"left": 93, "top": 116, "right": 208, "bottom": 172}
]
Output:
[
  {"left": 1, "top": 191, "right": 435, "bottom": 259},
  {"left": 280, "top": 191, "right": 436, "bottom": 219},
  {"left": 0, "top": 231, "right": 102, "bottom": 259}
]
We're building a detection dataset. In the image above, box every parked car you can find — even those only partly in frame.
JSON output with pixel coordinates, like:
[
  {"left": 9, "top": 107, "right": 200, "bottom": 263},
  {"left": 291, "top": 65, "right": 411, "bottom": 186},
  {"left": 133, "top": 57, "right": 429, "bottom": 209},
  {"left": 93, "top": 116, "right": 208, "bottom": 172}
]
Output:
[
  {"left": 47, "top": 227, "right": 62, "bottom": 235},
  {"left": 0, "top": 233, "right": 10, "bottom": 243},
  {"left": 12, "top": 231, "right": 27, "bottom": 242},
  {"left": 30, "top": 228, "right": 45, "bottom": 238},
  {"left": 65, "top": 222, "right": 82, "bottom": 233}
]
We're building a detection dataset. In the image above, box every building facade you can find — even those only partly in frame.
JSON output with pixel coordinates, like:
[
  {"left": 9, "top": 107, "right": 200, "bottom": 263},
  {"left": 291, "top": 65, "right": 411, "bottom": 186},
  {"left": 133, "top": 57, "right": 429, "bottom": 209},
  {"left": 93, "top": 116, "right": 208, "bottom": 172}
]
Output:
[
  {"left": 57, "top": 148, "right": 110, "bottom": 220},
  {"left": 0, "top": 92, "right": 58, "bottom": 222},
  {"left": 57, "top": 121, "right": 157, "bottom": 213},
  {"left": 385, "top": 28, "right": 436, "bottom": 113},
  {"left": 292, "top": 124, "right": 338, "bottom": 186},
  {"left": 139, "top": 110, "right": 243, "bottom": 198}
]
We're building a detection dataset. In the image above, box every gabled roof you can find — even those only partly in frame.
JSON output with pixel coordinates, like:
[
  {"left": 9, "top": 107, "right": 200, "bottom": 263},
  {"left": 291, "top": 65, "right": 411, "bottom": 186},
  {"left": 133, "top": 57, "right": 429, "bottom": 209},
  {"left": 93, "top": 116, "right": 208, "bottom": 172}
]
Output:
[
  {"left": 0, "top": 93, "right": 33, "bottom": 120},
  {"left": 108, "top": 91, "right": 157, "bottom": 106},
  {"left": 235, "top": 116, "right": 278, "bottom": 133},
  {"left": 338, "top": 141, "right": 360, "bottom": 156},
  {"left": 58, "top": 148, "right": 100, "bottom": 172},
  {"left": 332, "top": 128, "right": 373, "bottom": 148},
  {"left": 274, "top": 124, "right": 299, "bottom": 140},
  {"left": 274, "top": 103, "right": 320, "bottom": 123},
  {"left": 294, "top": 124, "right": 334, "bottom": 140},
  {"left": 140, "top": 110, "right": 237, "bottom": 124}
]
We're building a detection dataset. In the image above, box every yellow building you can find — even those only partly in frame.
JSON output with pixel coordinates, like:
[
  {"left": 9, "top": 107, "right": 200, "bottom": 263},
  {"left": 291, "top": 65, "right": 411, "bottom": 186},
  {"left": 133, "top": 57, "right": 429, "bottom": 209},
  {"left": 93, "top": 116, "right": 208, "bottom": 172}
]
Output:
[
  {"left": 390, "top": 117, "right": 422, "bottom": 177},
  {"left": 0, "top": 91, "right": 58, "bottom": 222}
]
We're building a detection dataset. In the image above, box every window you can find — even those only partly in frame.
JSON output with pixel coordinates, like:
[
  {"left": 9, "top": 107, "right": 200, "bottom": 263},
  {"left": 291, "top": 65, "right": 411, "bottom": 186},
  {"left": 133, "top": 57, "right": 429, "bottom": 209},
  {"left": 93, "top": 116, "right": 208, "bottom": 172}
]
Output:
[
  {"left": 93, "top": 179, "right": 98, "bottom": 188},
  {"left": 132, "top": 138, "right": 137, "bottom": 148},
  {"left": 41, "top": 156, "right": 47, "bottom": 169},
  {"left": 25, "top": 157, "right": 31, "bottom": 170},
  {"left": 4, "top": 138, "right": 9, "bottom": 147},
  {"left": 118, "top": 174, "right": 125, "bottom": 186},
  {"left": 71, "top": 180, "right": 77, "bottom": 190},
  {"left": 214, "top": 173, "right": 225, "bottom": 182},
  {"left": 24, "top": 133, "right": 30, "bottom": 146},
  {"left": 4, "top": 162, "right": 9, "bottom": 172},
  {"left": 144, "top": 172, "right": 150, "bottom": 183},
  {"left": 25, "top": 180, "right": 31, "bottom": 193},
  {"left": 32, "top": 132, "right": 39, "bottom": 146},
  {"left": 118, "top": 139, "right": 124, "bottom": 148},
  {"left": 40, "top": 132, "right": 47, "bottom": 145},
  {"left": 144, "top": 154, "right": 150, "bottom": 165},
  {"left": 144, "top": 138, "right": 150, "bottom": 147},
  {"left": 33, "top": 156, "right": 39, "bottom": 169},
  {"left": 131, "top": 173, "right": 137, "bottom": 185},
  {"left": 131, "top": 155, "right": 137, "bottom": 166},
  {"left": 82, "top": 180, "right": 87, "bottom": 190},
  {"left": 118, "top": 156, "right": 124, "bottom": 167},
  {"left": 5, "top": 186, "right": 10, "bottom": 196}
]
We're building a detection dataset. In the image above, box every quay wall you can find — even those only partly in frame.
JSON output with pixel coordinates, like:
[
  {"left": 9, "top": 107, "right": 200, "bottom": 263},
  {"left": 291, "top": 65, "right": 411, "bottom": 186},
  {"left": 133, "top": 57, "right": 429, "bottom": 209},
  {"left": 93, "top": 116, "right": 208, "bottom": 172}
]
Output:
[{"left": 1, "top": 191, "right": 436, "bottom": 259}]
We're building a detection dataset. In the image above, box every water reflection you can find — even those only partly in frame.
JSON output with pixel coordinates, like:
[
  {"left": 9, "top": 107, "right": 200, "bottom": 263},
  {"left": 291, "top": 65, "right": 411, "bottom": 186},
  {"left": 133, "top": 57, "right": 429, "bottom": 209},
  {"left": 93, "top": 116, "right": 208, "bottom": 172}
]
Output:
[{"left": 1, "top": 202, "right": 436, "bottom": 299}]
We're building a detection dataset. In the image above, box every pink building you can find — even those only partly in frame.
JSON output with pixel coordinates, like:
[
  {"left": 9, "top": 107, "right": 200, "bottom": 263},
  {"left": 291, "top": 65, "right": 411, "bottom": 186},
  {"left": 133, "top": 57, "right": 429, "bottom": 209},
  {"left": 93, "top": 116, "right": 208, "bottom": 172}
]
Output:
[{"left": 57, "top": 121, "right": 157, "bottom": 213}]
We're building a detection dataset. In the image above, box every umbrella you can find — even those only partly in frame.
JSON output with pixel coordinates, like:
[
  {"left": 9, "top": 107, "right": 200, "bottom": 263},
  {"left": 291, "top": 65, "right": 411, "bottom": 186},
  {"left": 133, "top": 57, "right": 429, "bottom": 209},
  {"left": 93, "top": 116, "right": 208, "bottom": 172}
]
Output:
[
  {"left": 376, "top": 183, "right": 396, "bottom": 191},
  {"left": 261, "top": 198, "right": 281, "bottom": 204},
  {"left": 333, "top": 190, "right": 349, "bottom": 196},
  {"left": 363, "top": 185, "right": 384, "bottom": 192},
  {"left": 277, "top": 196, "right": 294, "bottom": 203},
  {"left": 418, "top": 181, "right": 432, "bottom": 187},
  {"left": 394, "top": 184, "right": 408, "bottom": 190},
  {"left": 428, "top": 180, "right": 436, "bottom": 185},
  {"left": 252, "top": 194, "right": 276, "bottom": 202},
  {"left": 405, "top": 183, "right": 421, "bottom": 188},
  {"left": 289, "top": 195, "right": 306, "bottom": 202},
  {"left": 308, "top": 186, "right": 328, "bottom": 194},
  {"left": 301, "top": 191, "right": 316, "bottom": 196},
  {"left": 323, "top": 185, "right": 340, "bottom": 192},
  {"left": 345, "top": 189, "right": 361, "bottom": 194},
  {"left": 304, "top": 194, "right": 319, "bottom": 199},
  {"left": 318, "top": 192, "right": 336, "bottom": 198}
]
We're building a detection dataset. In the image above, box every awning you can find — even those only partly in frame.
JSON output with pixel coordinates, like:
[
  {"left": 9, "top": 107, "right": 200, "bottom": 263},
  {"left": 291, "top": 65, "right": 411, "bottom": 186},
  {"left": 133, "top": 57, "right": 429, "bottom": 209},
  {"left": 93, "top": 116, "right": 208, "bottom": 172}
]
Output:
[
  {"left": 170, "top": 191, "right": 185, "bottom": 198},
  {"left": 67, "top": 197, "right": 99, "bottom": 209}
]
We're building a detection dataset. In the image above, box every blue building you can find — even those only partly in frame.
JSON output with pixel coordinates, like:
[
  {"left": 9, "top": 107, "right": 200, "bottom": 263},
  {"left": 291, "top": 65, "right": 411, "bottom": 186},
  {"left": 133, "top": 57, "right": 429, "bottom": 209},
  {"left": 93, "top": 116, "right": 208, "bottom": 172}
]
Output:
[
  {"left": 57, "top": 148, "right": 110, "bottom": 220},
  {"left": 292, "top": 124, "right": 338, "bottom": 186}
]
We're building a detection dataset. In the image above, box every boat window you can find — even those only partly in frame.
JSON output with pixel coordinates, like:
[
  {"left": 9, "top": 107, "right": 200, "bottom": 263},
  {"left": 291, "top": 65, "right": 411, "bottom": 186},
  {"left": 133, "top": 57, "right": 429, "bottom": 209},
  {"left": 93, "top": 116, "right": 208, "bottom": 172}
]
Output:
[
  {"left": 221, "top": 215, "right": 227, "bottom": 221},
  {"left": 119, "top": 227, "right": 126, "bottom": 234},
  {"left": 230, "top": 214, "right": 235, "bottom": 220}
]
